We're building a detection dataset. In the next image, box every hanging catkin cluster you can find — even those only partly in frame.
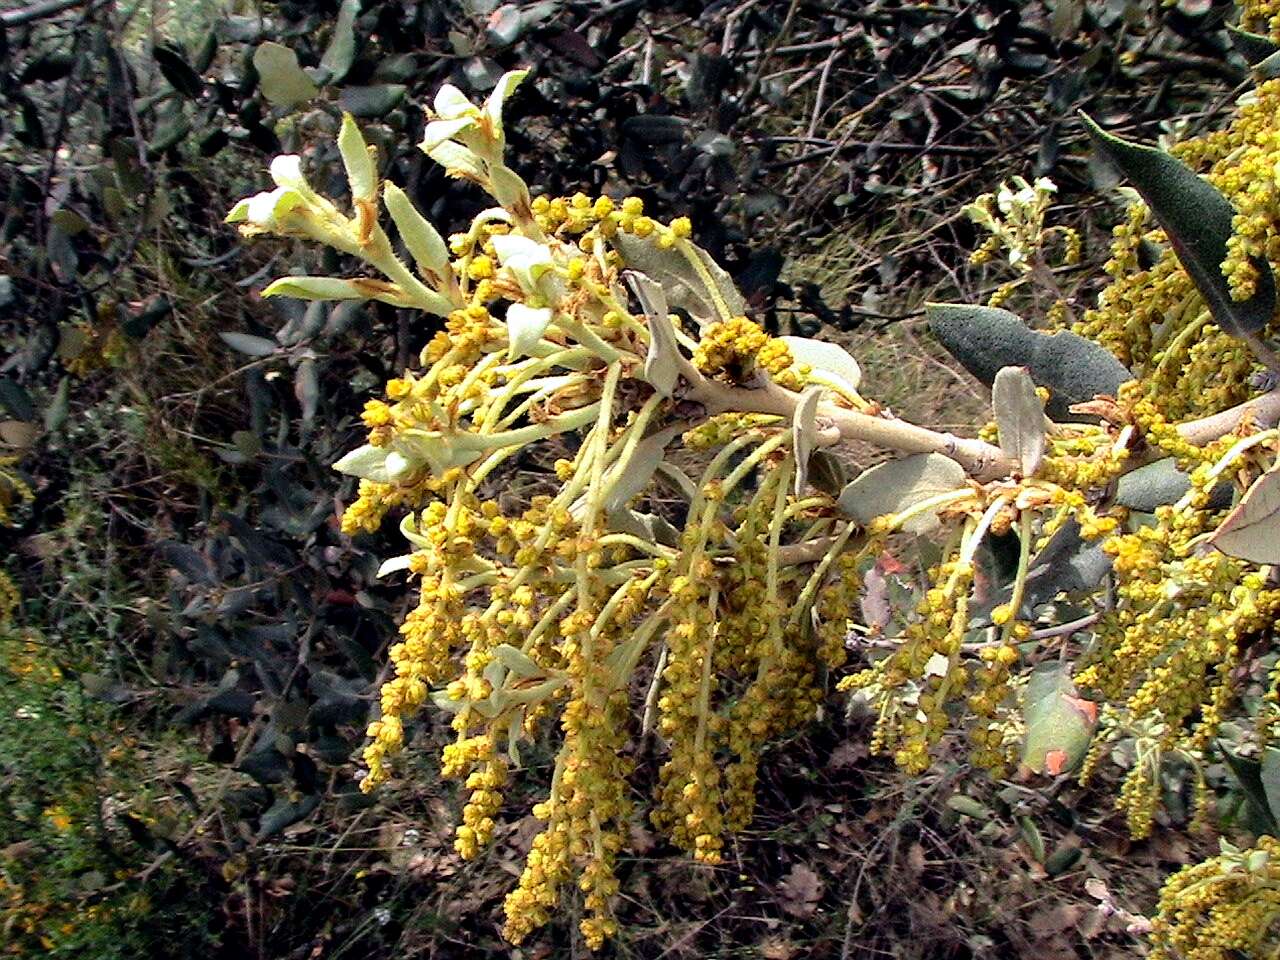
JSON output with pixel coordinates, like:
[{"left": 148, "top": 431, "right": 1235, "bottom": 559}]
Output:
[{"left": 229, "top": 17, "right": 1280, "bottom": 943}]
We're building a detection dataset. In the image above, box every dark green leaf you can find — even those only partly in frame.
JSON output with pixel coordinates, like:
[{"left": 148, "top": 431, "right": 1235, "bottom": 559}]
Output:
[
  {"left": 121, "top": 295, "right": 172, "bottom": 339},
  {"left": 338, "top": 84, "right": 406, "bottom": 118},
  {"left": 49, "top": 209, "right": 89, "bottom": 236},
  {"left": 1082, "top": 113, "right": 1275, "bottom": 339},
  {"left": 1227, "top": 24, "right": 1280, "bottom": 65},
  {"left": 154, "top": 43, "right": 204, "bottom": 100},
  {"left": 1018, "top": 815, "right": 1045, "bottom": 862},
  {"left": 1218, "top": 741, "right": 1280, "bottom": 833},
  {"left": 1262, "top": 747, "right": 1280, "bottom": 822},
  {"left": 46, "top": 224, "right": 79, "bottom": 282},
  {"left": 1255, "top": 49, "right": 1280, "bottom": 80},
  {"left": 110, "top": 138, "right": 146, "bottom": 197},
  {"left": 198, "top": 128, "right": 229, "bottom": 157},
  {"left": 808, "top": 450, "right": 847, "bottom": 497},
  {"left": 622, "top": 115, "right": 688, "bottom": 144},
  {"left": 374, "top": 54, "right": 419, "bottom": 83},
  {"left": 217, "top": 15, "right": 267, "bottom": 43},
  {"left": 21, "top": 52, "right": 76, "bottom": 83},
  {"left": 17, "top": 98, "right": 46, "bottom": 149},
  {"left": 148, "top": 107, "right": 191, "bottom": 155},
  {"left": 0, "top": 379, "right": 36, "bottom": 421},
  {"left": 157, "top": 540, "right": 215, "bottom": 584},
  {"left": 1116, "top": 457, "right": 1233, "bottom": 512},
  {"left": 194, "top": 30, "right": 219, "bottom": 73},
  {"left": 1044, "top": 845, "right": 1083, "bottom": 876},
  {"left": 257, "top": 792, "right": 320, "bottom": 839}
]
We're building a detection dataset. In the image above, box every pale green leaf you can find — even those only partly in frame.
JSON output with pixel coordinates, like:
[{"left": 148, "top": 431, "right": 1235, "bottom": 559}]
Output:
[
  {"left": 483, "top": 69, "right": 529, "bottom": 146},
  {"left": 382, "top": 183, "right": 452, "bottom": 282},
  {"left": 337, "top": 113, "right": 376, "bottom": 200},
  {"left": 424, "top": 140, "right": 486, "bottom": 180},
  {"left": 792, "top": 386, "right": 822, "bottom": 496},
  {"left": 491, "top": 644, "right": 545, "bottom": 679},
  {"left": 252, "top": 42, "right": 318, "bottom": 108},
  {"left": 261, "top": 276, "right": 372, "bottom": 301},
  {"left": 332, "top": 443, "right": 392, "bottom": 481},
  {"left": 376, "top": 554, "right": 413, "bottom": 578},
  {"left": 505, "top": 303, "right": 553, "bottom": 360},
  {"left": 1021, "top": 663, "right": 1097, "bottom": 776}
]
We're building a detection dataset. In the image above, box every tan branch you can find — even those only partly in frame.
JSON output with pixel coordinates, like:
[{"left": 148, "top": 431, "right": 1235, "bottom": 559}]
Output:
[
  {"left": 1176, "top": 387, "right": 1280, "bottom": 446},
  {"left": 680, "top": 359, "right": 1015, "bottom": 480}
]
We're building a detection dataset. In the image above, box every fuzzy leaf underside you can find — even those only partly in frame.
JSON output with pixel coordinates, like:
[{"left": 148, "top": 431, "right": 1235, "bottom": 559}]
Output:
[
  {"left": 1208, "top": 461, "right": 1280, "bottom": 564},
  {"left": 613, "top": 232, "right": 746, "bottom": 327},
  {"left": 991, "top": 365, "right": 1046, "bottom": 476}
]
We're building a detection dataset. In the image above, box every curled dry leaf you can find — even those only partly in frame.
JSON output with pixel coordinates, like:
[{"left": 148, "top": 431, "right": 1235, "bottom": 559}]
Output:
[{"left": 777, "top": 863, "right": 824, "bottom": 919}]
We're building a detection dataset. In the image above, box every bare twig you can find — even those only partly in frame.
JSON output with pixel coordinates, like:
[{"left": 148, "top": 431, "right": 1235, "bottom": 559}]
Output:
[{"left": 1, "top": 0, "right": 90, "bottom": 27}]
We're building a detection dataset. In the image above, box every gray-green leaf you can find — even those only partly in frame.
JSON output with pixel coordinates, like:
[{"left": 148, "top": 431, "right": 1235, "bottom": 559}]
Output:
[
  {"left": 219, "top": 331, "right": 278, "bottom": 357},
  {"left": 1227, "top": 24, "right": 1280, "bottom": 66},
  {"left": 627, "top": 271, "right": 681, "bottom": 397},
  {"left": 491, "top": 644, "right": 545, "bottom": 679},
  {"left": 1082, "top": 112, "right": 1275, "bottom": 339},
  {"left": 614, "top": 232, "right": 745, "bottom": 328},
  {"left": 837, "top": 452, "right": 967, "bottom": 533},
  {"left": 779, "top": 336, "right": 861, "bottom": 394},
  {"left": 319, "top": 0, "right": 361, "bottom": 82},
  {"left": 792, "top": 386, "right": 822, "bottom": 496},
  {"left": 927, "top": 303, "right": 1130, "bottom": 420},
  {"left": 1021, "top": 662, "right": 1096, "bottom": 776}
]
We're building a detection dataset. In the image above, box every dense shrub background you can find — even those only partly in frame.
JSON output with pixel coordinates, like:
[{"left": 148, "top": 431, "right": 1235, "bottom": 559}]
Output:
[{"left": 0, "top": 0, "right": 1263, "bottom": 956}]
